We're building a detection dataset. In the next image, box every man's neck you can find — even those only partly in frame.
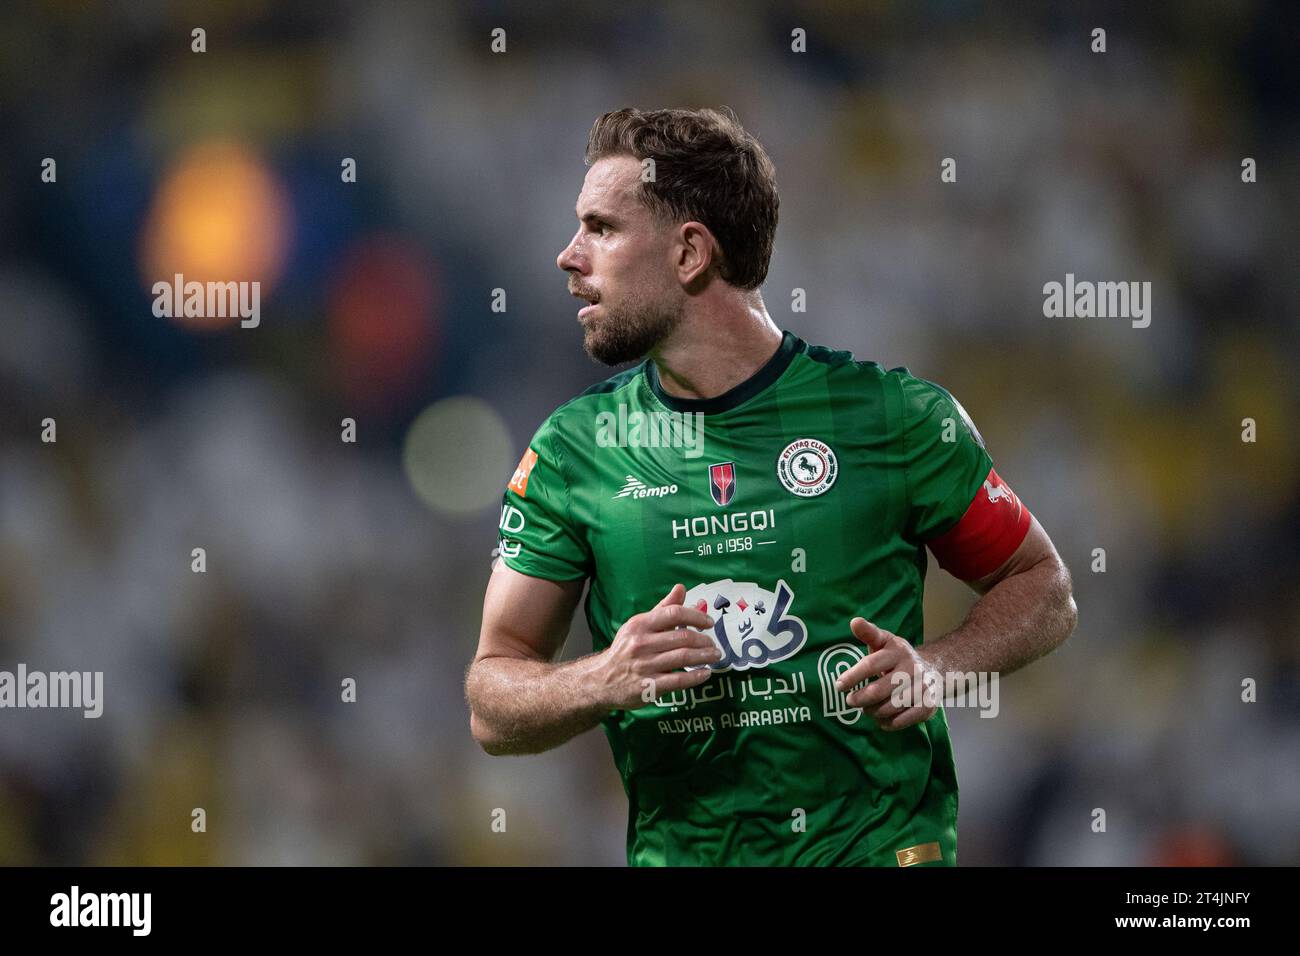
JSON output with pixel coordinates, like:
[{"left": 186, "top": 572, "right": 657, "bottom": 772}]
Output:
[{"left": 649, "top": 301, "right": 784, "bottom": 401}]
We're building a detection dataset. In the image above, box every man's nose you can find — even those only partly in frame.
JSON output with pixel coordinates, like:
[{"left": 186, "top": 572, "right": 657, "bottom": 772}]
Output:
[{"left": 557, "top": 234, "right": 585, "bottom": 273}]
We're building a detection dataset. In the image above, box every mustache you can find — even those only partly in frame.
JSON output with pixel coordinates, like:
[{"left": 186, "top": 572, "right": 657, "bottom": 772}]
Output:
[{"left": 568, "top": 281, "right": 600, "bottom": 302}]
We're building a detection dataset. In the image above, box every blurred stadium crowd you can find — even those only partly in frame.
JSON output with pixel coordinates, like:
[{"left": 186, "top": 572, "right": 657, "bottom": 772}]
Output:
[{"left": 1, "top": 1, "right": 1297, "bottom": 864}]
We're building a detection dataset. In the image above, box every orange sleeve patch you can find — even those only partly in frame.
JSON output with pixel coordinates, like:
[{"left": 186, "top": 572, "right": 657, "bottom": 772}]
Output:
[{"left": 508, "top": 448, "right": 539, "bottom": 497}]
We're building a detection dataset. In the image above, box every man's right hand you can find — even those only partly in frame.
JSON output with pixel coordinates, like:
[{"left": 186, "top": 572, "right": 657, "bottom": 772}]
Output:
[{"left": 594, "top": 583, "right": 722, "bottom": 710}]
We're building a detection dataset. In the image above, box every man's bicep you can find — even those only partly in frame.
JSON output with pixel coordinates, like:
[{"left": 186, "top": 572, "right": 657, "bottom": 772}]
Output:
[
  {"left": 475, "top": 560, "right": 586, "bottom": 665},
  {"left": 964, "top": 514, "right": 1059, "bottom": 595}
]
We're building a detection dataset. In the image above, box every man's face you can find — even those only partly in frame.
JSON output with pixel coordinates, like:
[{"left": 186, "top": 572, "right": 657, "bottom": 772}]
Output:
[{"left": 556, "top": 155, "right": 684, "bottom": 365}]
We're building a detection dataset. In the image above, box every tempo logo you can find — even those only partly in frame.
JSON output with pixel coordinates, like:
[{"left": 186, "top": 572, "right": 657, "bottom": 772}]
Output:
[{"left": 49, "top": 886, "right": 151, "bottom": 937}]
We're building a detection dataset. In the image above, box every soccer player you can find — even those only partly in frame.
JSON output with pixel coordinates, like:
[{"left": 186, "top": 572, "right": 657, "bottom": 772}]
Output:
[{"left": 465, "top": 107, "right": 1078, "bottom": 866}]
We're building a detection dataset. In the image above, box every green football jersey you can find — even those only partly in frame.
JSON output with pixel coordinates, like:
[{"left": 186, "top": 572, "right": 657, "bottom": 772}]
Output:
[{"left": 495, "top": 329, "right": 994, "bottom": 866}]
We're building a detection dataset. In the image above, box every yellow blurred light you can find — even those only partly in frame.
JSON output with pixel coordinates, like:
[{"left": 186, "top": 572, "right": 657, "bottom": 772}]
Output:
[{"left": 140, "top": 140, "right": 293, "bottom": 330}]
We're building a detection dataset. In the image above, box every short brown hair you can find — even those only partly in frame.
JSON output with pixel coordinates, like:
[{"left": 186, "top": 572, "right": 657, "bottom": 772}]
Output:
[{"left": 584, "top": 106, "right": 779, "bottom": 290}]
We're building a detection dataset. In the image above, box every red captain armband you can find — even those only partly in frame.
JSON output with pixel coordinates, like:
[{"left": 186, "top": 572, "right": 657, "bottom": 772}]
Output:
[{"left": 925, "top": 468, "right": 1033, "bottom": 582}]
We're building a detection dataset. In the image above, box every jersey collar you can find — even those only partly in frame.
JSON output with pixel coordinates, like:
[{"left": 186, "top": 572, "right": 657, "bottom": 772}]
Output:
[{"left": 643, "top": 329, "right": 803, "bottom": 415}]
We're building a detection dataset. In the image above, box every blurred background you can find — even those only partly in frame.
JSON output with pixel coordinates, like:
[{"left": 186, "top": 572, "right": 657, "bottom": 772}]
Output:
[{"left": 1, "top": 0, "right": 1297, "bottom": 865}]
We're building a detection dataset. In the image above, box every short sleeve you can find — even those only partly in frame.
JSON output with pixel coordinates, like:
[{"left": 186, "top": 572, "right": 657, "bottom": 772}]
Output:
[
  {"left": 893, "top": 371, "right": 995, "bottom": 542},
  {"left": 494, "top": 415, "right": 593, "bottom": 582}
]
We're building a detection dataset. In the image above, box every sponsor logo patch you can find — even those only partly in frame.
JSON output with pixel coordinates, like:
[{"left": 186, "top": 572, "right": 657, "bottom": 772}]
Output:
[
  {"left": 508, "top": 448, "right": 538, "bottom": 497},
  {"left": 614, "top": 475, "right": 679, "bottom": 499},
  {"left": 681, "top": 578, "right": 807, "bottom": 672},
  {"left": 817, "top": 643, "right": 867, "bottom": 726},
  {"left": 709, "top": 461, "right": 736, "bottom": 507}
]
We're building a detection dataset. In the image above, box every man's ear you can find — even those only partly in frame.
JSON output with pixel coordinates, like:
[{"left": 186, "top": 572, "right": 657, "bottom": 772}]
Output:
[{"left": 677, "top": 220, "right": 719, "bottom": 287}]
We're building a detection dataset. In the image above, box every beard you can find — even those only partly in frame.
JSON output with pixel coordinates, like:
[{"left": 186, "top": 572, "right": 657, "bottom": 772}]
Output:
[{"left": 580, "top": 288, "right": 684, "bottom": 366}]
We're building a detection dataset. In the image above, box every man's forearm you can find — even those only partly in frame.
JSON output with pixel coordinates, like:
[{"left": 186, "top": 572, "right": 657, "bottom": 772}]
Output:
[
  {"left": 466, "top": 653, "right": 612, "bottom": 756},
  {"left": 920, "top": 556, "right": 1078, "bottom": 678}
]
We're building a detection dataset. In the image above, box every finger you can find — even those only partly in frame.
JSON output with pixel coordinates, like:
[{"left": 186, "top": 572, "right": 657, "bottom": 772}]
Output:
[
  {"left": 620, "top": 586, "right": 689, "bottom": 638},
  {"left": 647, "top": 644, "right": 724, "bottom": 673},
  {"left": 859, "top": 666, "right": 928, "bottom": 712},
  {"left": 647, "top": 602, "right": 714, "bottom": 633},
  {"left": 864, "top": 691, "right": 909, "bottom": 719},
  {"left": 876, "top": 704, "right": 936, "bottom": 732},
  {"left": 647, "top": 666, "right": 716, "bottom": 695},
  {"left": 849, "top": 616, "right": 893, "bottom": 650},
  {"left": 833, "top": 646, "right": 899, "bottom": 691},
  {"left": 654, "top": 583, "right": 686, "bottom": 609},
  {"left": 635, "top": 626, "right": 718, "bottom": 655},
  {"left": 845, "top": 671, "right": 902, "bottom": 710}
]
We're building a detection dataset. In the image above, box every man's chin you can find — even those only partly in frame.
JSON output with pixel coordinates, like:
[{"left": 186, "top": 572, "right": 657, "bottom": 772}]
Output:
[
  {"left": 580, "top": 305, "right": 679, "bottom": 366},
  {"left": 583, "top": 335, "right": 638, "bottom": 367}
]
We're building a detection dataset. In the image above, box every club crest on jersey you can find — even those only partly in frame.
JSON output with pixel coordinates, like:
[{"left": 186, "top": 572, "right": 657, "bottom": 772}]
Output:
[
  {"left": 776, "top": 438, "right": 838, "bottom": 497},
  {"left": 983, "top": 478, "right": 1012, "bottom": 504},
  {"left": 709, "top": 461, "right": 736, "bottom": 507},
  {"left": 681, "top": 578, "right": 807, "bottom": 672}
]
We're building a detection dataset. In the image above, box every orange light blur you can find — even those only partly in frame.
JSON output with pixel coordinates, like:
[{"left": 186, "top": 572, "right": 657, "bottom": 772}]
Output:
[{"left": 140, "top": 140, "right": 293, "bottom": 330}]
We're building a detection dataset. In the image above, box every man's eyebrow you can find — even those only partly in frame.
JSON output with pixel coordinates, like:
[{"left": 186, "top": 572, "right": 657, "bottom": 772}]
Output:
[{"left": 577, "top": 209, "right": 617, "bottom": 225}]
